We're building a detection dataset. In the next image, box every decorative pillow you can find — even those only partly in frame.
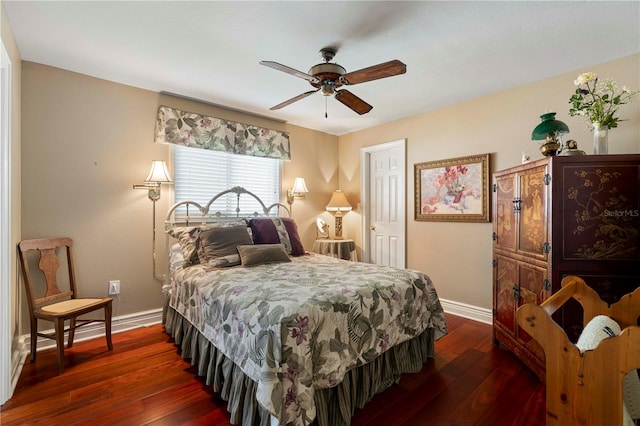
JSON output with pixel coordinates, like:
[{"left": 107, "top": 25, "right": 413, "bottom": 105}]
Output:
[
  {"left": 167, "top": 220, "right": 247, "bottom": 266},
  {"left": 575, "top": 315, "right": 639, "bottom": 423},
  {"left": 208, "top": 253, "right": 242, "bottom": 268},
  {"left": 195, "top": 225, "right": 253, "bottom": 266},
  {"left": 237, "top": 244, "right": 291, "bottom": 267},
  {"left": 167, "top": 225, "right": 210, "bottom": 266},
  {"left": 624, "top": 369, "right": 640, "bottom": 420},
  {"left": 249, "top": 217, "right": 305, "bottom": 256},
  {"left": 169, "top": 243, "right": 186, "bottom": 270},
  {"left": 575, "top": 314, "right": 621, "bottom": 352}
]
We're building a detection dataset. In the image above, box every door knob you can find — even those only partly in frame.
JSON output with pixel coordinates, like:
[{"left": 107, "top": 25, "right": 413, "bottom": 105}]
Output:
[{"left": 369, "top": 225, "right": 376, "bottom": 231}]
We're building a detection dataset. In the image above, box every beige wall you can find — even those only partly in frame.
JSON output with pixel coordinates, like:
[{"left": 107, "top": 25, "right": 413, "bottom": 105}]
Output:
[
  {"left": 20, "top": 62, "right": 338, "bottom": 331},
  {"left": 339, "top": 53, "right": 640, "bottom": 309},
  {"left": 17, "top": 52, "right": 640, "bottom": 330},
  {"left": 2, "top": 0, "right": 23, "bottom": 382}
]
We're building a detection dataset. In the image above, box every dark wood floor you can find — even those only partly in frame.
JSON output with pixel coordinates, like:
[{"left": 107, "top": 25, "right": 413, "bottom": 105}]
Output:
[{"left": 1, "top": 313, "right": 546, "bottom": 425}]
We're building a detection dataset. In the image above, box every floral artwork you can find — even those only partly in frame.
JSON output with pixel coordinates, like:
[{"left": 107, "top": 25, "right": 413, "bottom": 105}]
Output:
[{"left": 414, "top": 153, "right": 490, "bottom": 222}]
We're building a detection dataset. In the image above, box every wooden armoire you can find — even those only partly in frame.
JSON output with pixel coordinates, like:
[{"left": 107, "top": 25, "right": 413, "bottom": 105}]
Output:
[{"left": 492, "top": 154, "right": 640, "bottom": 380}]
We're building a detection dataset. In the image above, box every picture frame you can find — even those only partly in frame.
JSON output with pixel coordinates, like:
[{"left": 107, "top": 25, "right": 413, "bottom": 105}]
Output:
[
  {"left": 316, "top": 217, "right": 330, "bottom": 239},
  {"left": 414, "top": 153, "right": 490, "bottom": 222}
]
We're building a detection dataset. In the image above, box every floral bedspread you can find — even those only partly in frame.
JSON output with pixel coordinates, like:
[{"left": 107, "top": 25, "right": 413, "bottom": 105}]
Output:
[{"left": 168, "top": 252, "right": 447, "bottom": 426}]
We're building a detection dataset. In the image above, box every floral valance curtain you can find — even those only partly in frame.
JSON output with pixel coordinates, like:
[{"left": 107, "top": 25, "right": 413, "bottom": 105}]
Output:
[{"left": 155, "top": 105, "right": 291, "bottom": 160}]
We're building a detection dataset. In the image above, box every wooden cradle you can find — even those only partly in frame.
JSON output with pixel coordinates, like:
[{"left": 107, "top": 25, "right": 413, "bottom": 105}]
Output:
[{"left": 517, "top": 275, "right": 640, "bottom": 425}]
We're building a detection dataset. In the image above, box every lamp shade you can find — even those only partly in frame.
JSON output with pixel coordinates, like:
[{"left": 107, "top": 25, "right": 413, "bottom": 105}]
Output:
[
  {"left": 291, "top": 177, "right": 309, "bottom": 195},
  {"left": 531, "top": 112, "right": 570, "bottom": 140},
  {"left": 144, "top": 160, "right": 173, "bottom": 183},
  {"left": 326, "top": 190, "right": 352, "bottom": 212}
]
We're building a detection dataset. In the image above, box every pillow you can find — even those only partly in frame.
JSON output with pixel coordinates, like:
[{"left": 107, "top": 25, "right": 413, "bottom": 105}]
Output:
[
  {"left": 237, "top": 244, "right": 291, "bottom": 267},
  {"left": 575, "top": 315, "right": 639, "bottom": 423},
  {"left": 575, "top": 314, "right": 621, "bottom": 352},
  {"left": 249, "top": 217, "right": 305, "bottom": 256},
  {"left": 167, "top": 220, "right": 247, "bottom": 265},
  {"left": 195, "top": 225, "right": 253, "bottom": 267},
  {"left": 625, "top": 369, "right": 640, "bottom": 420},
  {"left": 169, "top": 243, "right": 186, "bottom": 270},
  {"left": 167, "top": 225, "right": 208, "bottom": 266},
  {"left": 208, "top": 253, "right": 242, "bottom": 268}
]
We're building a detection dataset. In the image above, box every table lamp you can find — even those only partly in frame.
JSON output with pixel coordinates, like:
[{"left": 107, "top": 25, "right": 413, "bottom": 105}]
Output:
[
  {"left": 326, "top": 190, "right": 352, "bottom": 239},
  {"left": 532, "top": 112, "right": 569, "bottom": 157}
]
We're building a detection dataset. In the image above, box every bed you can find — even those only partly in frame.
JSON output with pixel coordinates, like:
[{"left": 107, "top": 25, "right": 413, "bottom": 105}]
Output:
[{"left": 162, "top": 187, "right": 448, "bottom": 426}]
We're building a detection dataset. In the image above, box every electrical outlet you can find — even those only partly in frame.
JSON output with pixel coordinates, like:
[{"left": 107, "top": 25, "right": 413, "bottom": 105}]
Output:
[{"left": 108, "top": 280, "right": 120, "bottom": 295}]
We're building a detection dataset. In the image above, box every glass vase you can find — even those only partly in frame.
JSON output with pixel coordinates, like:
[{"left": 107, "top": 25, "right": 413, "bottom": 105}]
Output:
[{"left": 592, "top": 122, "right": 609, "bottom": 155}]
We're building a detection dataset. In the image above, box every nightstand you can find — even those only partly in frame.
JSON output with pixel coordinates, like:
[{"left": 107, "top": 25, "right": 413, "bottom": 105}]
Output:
[{"left": 311, "top": 239, "right": 358, "bottom": 261}]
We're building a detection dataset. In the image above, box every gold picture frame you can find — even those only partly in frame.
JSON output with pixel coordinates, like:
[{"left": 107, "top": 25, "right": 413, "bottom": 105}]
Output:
[{"left": 414, "top": 153, "right": 490, "bottom": 222}]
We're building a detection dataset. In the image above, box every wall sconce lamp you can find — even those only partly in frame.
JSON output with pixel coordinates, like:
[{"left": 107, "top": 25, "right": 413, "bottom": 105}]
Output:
[
  {"left": 286, "top": 177, "right": 309, "bottom": 209},
  {"left": 132, "top": 160, "right": 173, "bottom": 200},
  {"left": 532, "top": 112, "right": 570, "bottom": 157},
  {"left": 133, "top": 160, "right": 173, "bottom": 280},
  {"left": 326, "top": 190, "right": 352, "bottom": 239}
]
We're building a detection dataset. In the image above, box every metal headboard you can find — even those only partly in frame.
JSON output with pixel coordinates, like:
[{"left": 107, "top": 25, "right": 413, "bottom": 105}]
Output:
[{"left": 164, "top": 186, "right": 290, "bottom": 230}]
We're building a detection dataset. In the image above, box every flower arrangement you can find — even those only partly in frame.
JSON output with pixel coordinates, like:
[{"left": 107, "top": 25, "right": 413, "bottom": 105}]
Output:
[
  {"left": 569, "top": 72, "right": 638, "bottom": 129},
  {"left": 433, "top": 165, "right": 474, "bottom": 203}
]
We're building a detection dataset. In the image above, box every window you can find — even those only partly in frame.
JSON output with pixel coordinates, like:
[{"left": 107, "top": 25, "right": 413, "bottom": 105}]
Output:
[{"left": 173, "top": 145, "right": 281, "bottom": 217}]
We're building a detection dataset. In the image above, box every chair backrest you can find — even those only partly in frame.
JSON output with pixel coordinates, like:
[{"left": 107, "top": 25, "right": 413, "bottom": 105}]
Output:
[{"left": 18, "top": 237, "right": 78, "bottom": 313}]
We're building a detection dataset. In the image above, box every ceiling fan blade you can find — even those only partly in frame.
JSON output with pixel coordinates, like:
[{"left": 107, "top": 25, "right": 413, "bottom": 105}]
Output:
[
  {"left": 269, "top": 89, "right": 319, "bottom": 110},
  {"left": 260, "top": 61, "right": 319, "bottom": 84},
  {"left": 334, "top": 89, "right": 373, "bottom": 115},
  {"left": 340, "top": 60, "right": 407, "bottom": 85}
]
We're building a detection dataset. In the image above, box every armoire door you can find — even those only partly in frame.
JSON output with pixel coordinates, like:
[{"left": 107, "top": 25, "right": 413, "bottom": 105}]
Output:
[{"left": 517, "top": 163, "right": 550, "bottom": 261}]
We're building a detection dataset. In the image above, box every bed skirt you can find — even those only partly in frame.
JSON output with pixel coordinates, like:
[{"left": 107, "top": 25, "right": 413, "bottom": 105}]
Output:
[{"left": 164, "top": 305, "right": 435, "bottom": 426}]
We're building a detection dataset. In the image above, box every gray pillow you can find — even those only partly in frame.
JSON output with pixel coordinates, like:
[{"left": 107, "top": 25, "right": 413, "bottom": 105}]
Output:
[
  {"left": 237, "top": 244, "right": 291, "bottom": 267},
  {"left": 196, "top": 225, "right": 252, "bottom": 266},
  {"left": 167, "top": 219, "right": 247, "bottom": 266},
  {"left": 208, "top": 254, "right": 242, "bottom": 268}
]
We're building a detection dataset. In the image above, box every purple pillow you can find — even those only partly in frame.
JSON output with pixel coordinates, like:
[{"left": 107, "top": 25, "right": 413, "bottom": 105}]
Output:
[{"left": 249, "top": 217, "right": 305, "bottom": 256}]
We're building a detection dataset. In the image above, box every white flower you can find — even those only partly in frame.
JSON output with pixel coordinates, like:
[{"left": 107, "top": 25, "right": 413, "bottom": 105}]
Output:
[
  {"left": 604, "top": 79, "right": 617, "bottom": 92},
  {"left": 569, "top": 72, "right": 638, "bottom": 129},
  {"left": 574, "top": 72, "right": 597, "bottom": 86}
]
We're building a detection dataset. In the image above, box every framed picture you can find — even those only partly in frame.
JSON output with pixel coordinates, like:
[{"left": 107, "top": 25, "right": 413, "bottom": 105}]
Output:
[
  {"left": 316, "top": 217, "right": 330, "bottom": 239},
  {"left": 414, "top": 153, "right": 490, "bottom": 222}
]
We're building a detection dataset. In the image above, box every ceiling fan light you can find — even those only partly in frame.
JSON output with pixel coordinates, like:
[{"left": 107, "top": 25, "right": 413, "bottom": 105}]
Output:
[
  {"left": 261, "top": 48, "right": 404, "bottom": 115},
  {"left": 321, "top": 82, "right": 335, "bottom": 96}
]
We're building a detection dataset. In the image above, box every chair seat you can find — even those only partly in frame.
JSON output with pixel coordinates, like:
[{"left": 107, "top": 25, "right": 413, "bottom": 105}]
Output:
[{"left": 37, "top": 298, "right": 110, "bottom": 315}]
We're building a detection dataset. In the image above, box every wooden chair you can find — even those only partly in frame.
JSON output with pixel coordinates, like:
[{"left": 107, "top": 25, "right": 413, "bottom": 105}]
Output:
[
  {"left": 18, "top": 237, "right": 113, "bottom": 374},
  {"left": 517, "top": 275, "right": 640, "bottom": 425}
]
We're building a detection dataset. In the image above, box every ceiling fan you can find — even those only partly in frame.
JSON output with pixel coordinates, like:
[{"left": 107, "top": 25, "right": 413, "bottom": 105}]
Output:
[{"left": 260, "top": 47, "right": 406, "bottom": 115}]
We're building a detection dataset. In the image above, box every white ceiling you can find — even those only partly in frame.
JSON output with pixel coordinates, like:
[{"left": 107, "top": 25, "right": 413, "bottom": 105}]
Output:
[{"left": 4, "top": 1, "right": 640, "bottom": 136}]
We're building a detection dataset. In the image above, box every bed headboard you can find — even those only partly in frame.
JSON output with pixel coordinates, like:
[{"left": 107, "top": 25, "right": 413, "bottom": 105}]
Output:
[{"left": 164, "top": 186, "right": 290, "bottom": 230}]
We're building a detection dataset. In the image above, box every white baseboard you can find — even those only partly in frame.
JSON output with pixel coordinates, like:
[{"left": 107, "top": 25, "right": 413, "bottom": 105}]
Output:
[
  {"left": 10, "top": 336, "right": 27, "bottom": 401},
  {"left": 7, "top": 308, "right": 162, "bottom": 403},
  {"left": 23, "top": 308, "right": 164, "bottom": 353},
  {"left": 8, "top": 302, "right": 489, "bottom": 404},
  {"left": 440, "top": 298, "right": 492, "bottom": 325},
  {"left": 13, "top": 301, "right": 488, "bottom": 379}
]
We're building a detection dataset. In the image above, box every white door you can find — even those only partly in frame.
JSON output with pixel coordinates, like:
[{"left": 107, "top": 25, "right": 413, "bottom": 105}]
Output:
[
  {"left": 0, "top": 40, "right": 12, "bottom": 404},
  {"left": 361, "top": 140, "right": 405, "bottom": 267}
]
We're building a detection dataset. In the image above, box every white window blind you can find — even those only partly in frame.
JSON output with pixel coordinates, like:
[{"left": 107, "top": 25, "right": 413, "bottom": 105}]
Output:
[{"left": 173, "top": 145, "right": 281, "bottom": 217}]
